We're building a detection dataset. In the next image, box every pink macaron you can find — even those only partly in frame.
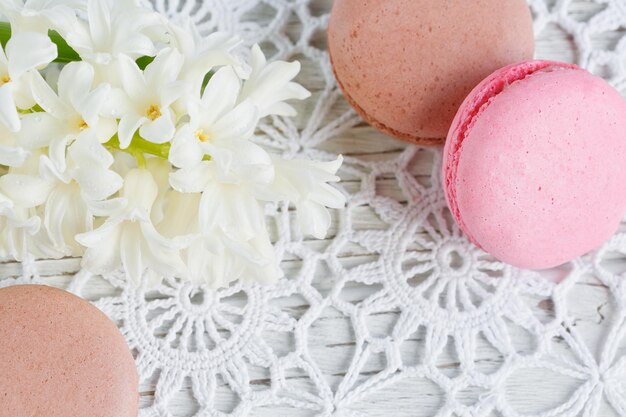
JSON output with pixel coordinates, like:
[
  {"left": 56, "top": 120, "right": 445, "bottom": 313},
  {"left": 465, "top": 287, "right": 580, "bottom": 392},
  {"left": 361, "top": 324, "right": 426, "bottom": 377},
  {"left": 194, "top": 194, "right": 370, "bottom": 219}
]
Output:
[{"left": 443, "top": 60, "right": 626, "bottom": 270}]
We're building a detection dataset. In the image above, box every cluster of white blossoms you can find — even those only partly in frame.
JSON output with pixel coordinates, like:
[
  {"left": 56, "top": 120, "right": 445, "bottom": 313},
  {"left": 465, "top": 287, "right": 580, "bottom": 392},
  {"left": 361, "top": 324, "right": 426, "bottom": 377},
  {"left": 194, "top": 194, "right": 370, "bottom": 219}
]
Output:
[{"left": 0, "top": 0, "right": 344, "bottom": 287}]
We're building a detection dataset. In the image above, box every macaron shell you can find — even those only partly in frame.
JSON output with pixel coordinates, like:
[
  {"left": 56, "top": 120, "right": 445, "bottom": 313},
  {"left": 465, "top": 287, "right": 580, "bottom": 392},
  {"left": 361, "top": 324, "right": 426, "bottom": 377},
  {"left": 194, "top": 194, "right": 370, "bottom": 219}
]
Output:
[
  {"left": 0, "top": 285, "right": 138, "bottom": 417},
  {"left": 443, "top": 60, "right": 578, "bottom": 242},
  {"left": 328, "top": 0, "right": 534, "bottom": 143},
  {"left": 453, "top": 68, "right": 626, "bottom": 269}
]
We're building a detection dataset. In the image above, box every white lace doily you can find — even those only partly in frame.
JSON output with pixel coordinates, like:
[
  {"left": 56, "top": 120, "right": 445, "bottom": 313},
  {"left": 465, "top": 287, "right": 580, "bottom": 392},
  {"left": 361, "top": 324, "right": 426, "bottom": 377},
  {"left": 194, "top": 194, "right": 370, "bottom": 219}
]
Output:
[{"left": 2, "top": 1, "right": 626, "bottom": 416}]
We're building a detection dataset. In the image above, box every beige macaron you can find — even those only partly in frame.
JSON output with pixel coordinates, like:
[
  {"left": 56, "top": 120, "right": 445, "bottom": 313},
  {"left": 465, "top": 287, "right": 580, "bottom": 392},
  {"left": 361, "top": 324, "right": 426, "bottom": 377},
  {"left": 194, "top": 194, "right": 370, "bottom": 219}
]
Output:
[
  {"left": 328, "top": 0, "right": 535, "bottom": 144},
  {"left": 0, "top": 285, "right": 138, "bottom": 417}
]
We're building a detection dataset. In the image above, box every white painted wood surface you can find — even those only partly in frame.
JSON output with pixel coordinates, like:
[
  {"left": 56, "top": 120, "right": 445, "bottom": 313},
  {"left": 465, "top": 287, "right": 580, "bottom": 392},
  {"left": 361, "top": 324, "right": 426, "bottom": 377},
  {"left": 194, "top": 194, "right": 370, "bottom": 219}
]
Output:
[
  {"left": 1, "top": 1, "right": 625, "bottom": 416},
  {"left": 7, "top": 259, "right": 620, "bottom": 417}
]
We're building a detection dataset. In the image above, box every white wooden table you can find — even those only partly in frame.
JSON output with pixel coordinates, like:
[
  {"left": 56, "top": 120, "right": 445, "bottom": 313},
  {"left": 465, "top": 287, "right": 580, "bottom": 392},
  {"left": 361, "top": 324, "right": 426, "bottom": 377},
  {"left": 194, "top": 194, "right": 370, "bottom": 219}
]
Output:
[{"left": 1, "top": 1, "right": 625, "bottom": 416}]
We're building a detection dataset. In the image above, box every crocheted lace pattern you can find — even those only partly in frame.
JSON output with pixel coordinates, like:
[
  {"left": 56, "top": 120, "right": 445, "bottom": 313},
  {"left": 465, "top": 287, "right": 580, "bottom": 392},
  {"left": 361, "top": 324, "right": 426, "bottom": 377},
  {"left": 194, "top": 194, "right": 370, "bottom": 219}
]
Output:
[{"left": 2, "top": 0, "right": 626, "bottom": 416}]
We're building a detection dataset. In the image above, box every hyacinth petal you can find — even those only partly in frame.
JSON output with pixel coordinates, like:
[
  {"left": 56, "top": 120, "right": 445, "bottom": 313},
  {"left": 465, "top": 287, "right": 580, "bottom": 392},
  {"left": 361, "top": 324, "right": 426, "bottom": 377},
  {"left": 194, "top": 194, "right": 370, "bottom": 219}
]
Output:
[
  {"left": 308, "top": 184, "right": 346, "bottom": 209},
  {"left": 44, "top": 183, "right": 91, "bottom": 255},
  {"left": 94, "top": 117, "right": 118, "bottom": 143},
  {"left": 69, "top": 134, "right": 114, "bottom": 167},
  {"left": 0, "top": 174, "right": 52, "bottom": 208},
  {"left": 117, "top": 54, "right": 148, "bottom": 101},
  {"left": 57, "top": 61, "right": 95, "bottom": 110},
  {"left": 117, "top": 114, "right": 145, "bottom": 149},
  {"left": 74, "top": 166, "right": 123, "bottom": 201},
  {"left": 0, "top": 83, "right": 20, "bottom": 132},
  {"left": 211, "top": 99, "right": 258, "bottom": 141},
  {"left": 87, "top": 0, "right": 111, "bottom": 49},
  {"left": 139, "top": 112, "right": 175, "bottom": 144},
  {"left": 79, "top": 83, "right": 111, "bottom": 128},
  {"left": 168, "top": 125, "right": 204, "bottom": 168},
  {"left": 48, "top": 135, "right": 71, "bottom": 172},
  {"left": 169, "top": 163, "right": 211, "bottom": 193},
  {"left": 6, "top": 32, "right": 57, "bottom": 78},
  {"left": 297, "top": 200, "right": 331, "bottom": 240},
  {"left": 78, "top": 222, "right": 122, "bottom": 274},
  {"left": 0, "top": 144, "right": 28, "bottom": 167},
  {"left": 199, "top": 66, "right": 241, "bottom": 125},
  {"left": 29, "top": 70, "right": 70, "bottom": 118},
  {"left": 122, "top": 168, "right": 159, "bottom": 213},
  {"left": 160, "top": 80, "right": 189, "bottom": 109},
  {"left": 144, "top": 48, "right": 183, "bottom": 87},
  {"left": 120, "top": 33, "right": 157, "bottom": 59},
  {"left": 120, "top": 223, "right": 144, "bottom": 285}
]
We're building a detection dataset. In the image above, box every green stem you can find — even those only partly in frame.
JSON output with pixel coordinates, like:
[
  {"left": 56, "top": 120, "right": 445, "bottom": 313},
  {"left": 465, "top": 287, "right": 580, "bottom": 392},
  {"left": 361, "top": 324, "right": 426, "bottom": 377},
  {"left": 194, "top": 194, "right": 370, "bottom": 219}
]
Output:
[{"left": 105, "top": 133, "right": 171, "bottom": 160}]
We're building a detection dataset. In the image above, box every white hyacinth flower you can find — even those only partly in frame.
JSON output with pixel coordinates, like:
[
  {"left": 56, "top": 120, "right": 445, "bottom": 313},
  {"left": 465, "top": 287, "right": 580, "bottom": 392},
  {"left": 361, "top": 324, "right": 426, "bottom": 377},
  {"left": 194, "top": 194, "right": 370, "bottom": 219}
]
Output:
[
  {"left": 63, "top": 0, "right": 162, "bottom": 65},
  {"left": 168, "top": 18, "right": 240, "bottom": 95},
  {"left": 0, "top": 0, "right": 340, "bottom": 288},
  {"left": 0, "top": 31, "right": 57, "bottom": 131},
  {"left": 185, "top": 232, "right": 283, "bottom": 287},
  {"left": 0, "top": 138, "right": 121, "bottom": 257},
  {"left": 0, "top": 199, "right": 40, "bottom": 261},
  {"left": 157, "top": 190, "right": 282, "bottom": 287},
  {"left": 168, "top": 163, "right": 283, "bottom": 287},
  {"left": 169, "top": 151, "right": 275, "bottom": 241},
  {"left": 0, "top": 151, "right": 53, "bottom": 210},
  {"left": 39, "top": 135, "right": 123, "bottom": 255},
  {"left": 20, "top": 61, "right": 117, "bottom": 171},
  {"left": 239, "top": 44, "right": 311, "bottom": 118},
  {"left": 0, "top": 121, "right": 29, "bottom": 167},
  {"left": 77, "top": 168, "right": 185, "bottom": 285},
  {"left": 168, "top": 66, "right": 258, "bottom": 169},
  {"left": 0, "top": 0, "right": 80, "bottom": 35},
  {"left": 0, "top": 151, "right": 65, "bottom": 261},
  {"left": 271, "top": 155, "right": 346, "bottom": 239},
  {"left": 111, "top": 48, "right": 187, "bottom": 148}
]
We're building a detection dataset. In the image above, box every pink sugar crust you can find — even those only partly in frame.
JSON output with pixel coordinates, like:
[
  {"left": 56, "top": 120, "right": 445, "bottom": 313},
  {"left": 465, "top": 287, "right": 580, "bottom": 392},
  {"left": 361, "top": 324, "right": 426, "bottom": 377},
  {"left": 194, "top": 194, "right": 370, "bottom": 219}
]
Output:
[
  {"left": 443, "top": 60, "right": 626, "bottom": 269},
  {"left": 0, "top": 285, "right": 139, "bottom": 417}
]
